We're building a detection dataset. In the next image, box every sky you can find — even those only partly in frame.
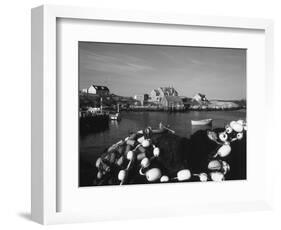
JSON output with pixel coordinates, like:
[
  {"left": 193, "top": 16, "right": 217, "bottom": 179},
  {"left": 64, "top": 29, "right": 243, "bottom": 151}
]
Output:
[{"left": 79, "top": 42, "right": 246, "bottom": 100}]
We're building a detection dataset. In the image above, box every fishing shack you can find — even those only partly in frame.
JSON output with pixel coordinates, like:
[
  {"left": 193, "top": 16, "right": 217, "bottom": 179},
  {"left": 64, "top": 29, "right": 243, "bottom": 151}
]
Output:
[{"left": 161, "top": 96, "right": 184, "bottom": 111}]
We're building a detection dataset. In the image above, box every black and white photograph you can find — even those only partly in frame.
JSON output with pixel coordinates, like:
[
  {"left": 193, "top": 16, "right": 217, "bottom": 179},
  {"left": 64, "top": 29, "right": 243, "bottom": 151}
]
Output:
[{"left": 79, "top": 42, "right": 247, "bottom": 187}]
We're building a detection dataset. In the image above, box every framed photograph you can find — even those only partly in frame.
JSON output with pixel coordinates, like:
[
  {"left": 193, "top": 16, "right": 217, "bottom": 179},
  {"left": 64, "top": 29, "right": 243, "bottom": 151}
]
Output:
[{"left": 31, "top": 5, "right": 274, "bottom": 224}]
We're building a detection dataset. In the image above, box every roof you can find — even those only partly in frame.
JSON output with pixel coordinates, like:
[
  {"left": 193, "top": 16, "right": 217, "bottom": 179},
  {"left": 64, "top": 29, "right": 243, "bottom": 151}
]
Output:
[
  {"left": 152, "top": 89, "right": 160, "bottom": 96},
  {"left": 194, "top": 93, "right": 206, "bottom": 98},
  {"left": 160, "top": 87, "right": 178, "bottom": 96},
  {"left": 91, "top": 85, "right": 109, "bottom": 91}
]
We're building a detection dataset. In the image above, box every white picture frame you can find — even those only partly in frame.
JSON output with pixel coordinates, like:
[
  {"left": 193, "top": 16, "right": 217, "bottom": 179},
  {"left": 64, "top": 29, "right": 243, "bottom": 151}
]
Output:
[{"left": 31, "top": 5, "right": 274, "bottom": 225}]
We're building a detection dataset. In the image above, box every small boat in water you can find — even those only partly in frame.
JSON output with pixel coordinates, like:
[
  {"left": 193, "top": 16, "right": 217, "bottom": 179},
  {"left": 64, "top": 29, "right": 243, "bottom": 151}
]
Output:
[
  {"left": 109, "top": 112, "right": 121, "bottom": 121},
  {"left": 109, "top": 104, "right": 121, "bottom": 121},
  {"left": 191, "top": 118, "right": 212, "bottom": 126}
]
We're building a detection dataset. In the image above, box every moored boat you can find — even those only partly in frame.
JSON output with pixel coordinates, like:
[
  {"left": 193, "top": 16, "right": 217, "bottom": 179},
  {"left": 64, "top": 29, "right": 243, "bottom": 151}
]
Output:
[
  {"left": 191, "top": 118, "right": 212, "bottom": 126},
  {"left": 109, "top": 104, "right": 121, "bottom": 121},
  {"left": 109, "top": 112, "right": 121, "bottom": 121}
]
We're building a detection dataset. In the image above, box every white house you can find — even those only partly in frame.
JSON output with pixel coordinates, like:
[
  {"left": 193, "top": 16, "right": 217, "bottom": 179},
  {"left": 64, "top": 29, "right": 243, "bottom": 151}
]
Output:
[
  {"left": 134, "top": 94, "right": 149, "bottom": 105},
  {"left": 87, "top": 107, "right": 101, "bottom": 113},
  {"left": 150, "top": 89, "right": 161, "bottom": 102},
  {"left": 192, "top": 93, "right": 208, "bottom": 103},
  {"left": 87, "top": 85, "right": 110, "bottom": 95},
  {"left": 150, "top": 87, "right": 179, "bottom": 102}
]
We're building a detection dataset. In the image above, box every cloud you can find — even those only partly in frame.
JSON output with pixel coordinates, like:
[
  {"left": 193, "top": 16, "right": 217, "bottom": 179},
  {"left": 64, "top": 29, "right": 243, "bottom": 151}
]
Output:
[
  {"left": 80, "top": 48, "right": 154, "bottom": 74},
  {"left": 79, "top": 42, "right": 246, "bottom": 99}
]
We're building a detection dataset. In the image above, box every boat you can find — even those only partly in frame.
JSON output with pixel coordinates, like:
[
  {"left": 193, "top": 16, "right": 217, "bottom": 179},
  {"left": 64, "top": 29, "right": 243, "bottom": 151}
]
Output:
[
  {"left": 191, "top": 118, "right": 212, "bottom": 126},
  {"left": 108, "top": 104, "right": 121, "bottom": 121},
  {"left": 109, "top": 112, "right": 121, "bottom": 121}
]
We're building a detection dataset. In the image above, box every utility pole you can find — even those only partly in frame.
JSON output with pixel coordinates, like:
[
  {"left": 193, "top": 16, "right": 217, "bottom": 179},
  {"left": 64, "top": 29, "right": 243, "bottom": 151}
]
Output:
[{"left": 100, "top": 97, "right": 103, "bottom": 113}]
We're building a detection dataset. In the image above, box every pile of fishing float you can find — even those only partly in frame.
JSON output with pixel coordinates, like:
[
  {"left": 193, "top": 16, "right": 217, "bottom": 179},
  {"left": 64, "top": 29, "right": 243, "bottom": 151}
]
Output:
[{"left": 95, "top": 120, "right": 247, "bottom": 185}]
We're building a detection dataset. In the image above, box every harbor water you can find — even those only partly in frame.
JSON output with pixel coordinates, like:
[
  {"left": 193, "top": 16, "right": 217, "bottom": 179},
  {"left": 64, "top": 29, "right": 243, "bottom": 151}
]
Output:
[{"left": 79, "top": 110, "right": 246, "bottom": 186}]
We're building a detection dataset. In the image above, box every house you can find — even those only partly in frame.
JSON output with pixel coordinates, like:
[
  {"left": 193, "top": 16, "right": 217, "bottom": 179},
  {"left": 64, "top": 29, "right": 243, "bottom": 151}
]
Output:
[
  {"left": 150, "top": 87, "right": 179, "bottom": 102},
  {"left": 133, "top": 94, "right": 149, "bottom": 106},
  {"left": 159, "top": 87, "right": 179, "bottom": 97},
  {"left": 192, "top": 93, "right": 208, "bottom": 103},
  {"left": 150, "top": 89, "right": 161, "bottom": 102},
  {"left": 160, "top": 96, "right": 184, "bottom": 109},
  {"left": 81, "top": 88, "right": 88, "bottom": 93},
  {"left": 87, "top": 107, "right": 101, "bottom": 113},
  {"left": 87, "top": 85, "right": 110, "bottom": 95}
]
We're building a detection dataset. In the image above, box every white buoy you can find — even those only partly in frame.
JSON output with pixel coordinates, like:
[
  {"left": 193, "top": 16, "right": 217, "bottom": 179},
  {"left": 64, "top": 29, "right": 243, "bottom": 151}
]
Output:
[
  {"left": 230, "top": 121, "right": 243, "bottom": 133},
  {"left": 210, "top": 172, "right": 224, "bottom": 182},
  {"left": 237, "top": 132, "right": 243, "bottom": 140},
  {"left": 177, "top": 169, "right": 191, "bottom": 181},
  {"left": 126, "top": 139, "right": 136, "bottom": 146},
  {"left": 118, "top": 170, "right": 126, "bottom": 181},
  {"left": 199, "top": 173, "right": 208, "bottom": 182},
  {"left": 116, "top": 140, "right": 124, "bottom": 145},
  {"left": 116, "top": 156, "right": 124, "bottom": 166},
  {"left": 221, "top": 161, "right": 230, "bottom": 174},
  {"left": 207, "top": 131, "right": 218, "bottom": 142},
  {"left": 137, "top": 153, "right": 146, "bottom": 161},
  {"left": 126, "top": 151, "right": 134, "bottom": 160},
  {"left": 146, "top": 168, "right": 162, "bottom": 182},
  {"left": 137, "top": 130, "right": 144, "bottom": 134},
  {"left": 142, "top": 139, "right": 151, "bottom": 148},
  {"left": 160, "top": 175, "right": 169, "bottom": 182},
  {"left": 139, "top": 167, "right": 146, "bottom": 176},
  {"left": 97, "top": 171, "right": 102, "bottom": 179},
  {"left": 219, "top": 132, "right": 228, "bottom": 142},
  {"left": 237, "top": 120, "right": 244, "bottom": 126},
  {"left": 229, "top": 121, "right": 236, "bottom": 128},
  {"left": 153, "top": 147, "right": 160, "bottom": 157},
  {"left": 95, "top": 157, "right": 102, "bottom": 168},
  {"left": 141, "top": 157, "right": 150, "bottom": 168},
  {"left": 217, "top": 144, "right": 231, "bottom": 157},
  {"left": 225, "top": 126, "right": 233, "bottom": 134},
  {"left": 137, "top": 136, "right": 145, "bottom": 144},
  {"left": 208, "top": 160, "right": 222, "bottom": 170}
]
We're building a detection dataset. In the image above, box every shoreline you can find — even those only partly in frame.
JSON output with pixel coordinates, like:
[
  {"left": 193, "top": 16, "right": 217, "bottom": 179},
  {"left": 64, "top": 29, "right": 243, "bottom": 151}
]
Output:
[{"left": 122, "top": 107, "right": 246, "bottom": 112}]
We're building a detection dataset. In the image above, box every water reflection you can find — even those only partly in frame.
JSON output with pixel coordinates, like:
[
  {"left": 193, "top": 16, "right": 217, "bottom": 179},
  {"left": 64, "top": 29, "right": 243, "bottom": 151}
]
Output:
[{"left": 110, "top": 120, "right": 119, "bottom": 128}]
